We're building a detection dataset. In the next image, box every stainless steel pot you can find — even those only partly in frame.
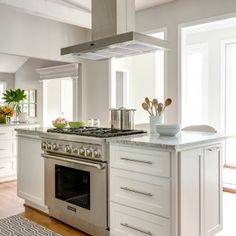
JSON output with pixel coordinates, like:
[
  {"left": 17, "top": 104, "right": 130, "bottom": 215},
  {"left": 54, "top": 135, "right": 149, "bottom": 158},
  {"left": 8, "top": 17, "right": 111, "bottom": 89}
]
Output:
[{"left": 110, "top": 107, "right": 136, "bottom": 130}]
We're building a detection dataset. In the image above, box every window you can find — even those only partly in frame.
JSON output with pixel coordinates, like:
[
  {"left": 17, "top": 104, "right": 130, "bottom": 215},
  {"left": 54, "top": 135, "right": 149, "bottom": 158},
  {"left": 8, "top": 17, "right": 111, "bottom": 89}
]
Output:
[
  {"left": 19, "top": 90, "right": 37, "bottom": 117},
  {"left": 43, "top": 78, "right": 74, "bottom": 126},
  {"left": 182, "top": 44, "right": 208, "bottom": 127},
  {"left": 0, "top": 83, "right": 6, "bottom": 105}
]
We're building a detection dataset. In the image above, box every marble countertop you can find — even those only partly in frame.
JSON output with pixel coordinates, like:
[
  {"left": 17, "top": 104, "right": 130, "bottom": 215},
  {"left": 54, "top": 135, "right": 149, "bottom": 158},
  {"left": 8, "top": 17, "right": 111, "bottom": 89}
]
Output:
[
  {"left": 15, "top": 127, "right": 225, "bottom": 150},
  {"left": 108, "top": 131, "right": 225, "bottom": 150},
  {"left": 0, "top": 123, "right": 39, "bottom": 128}
]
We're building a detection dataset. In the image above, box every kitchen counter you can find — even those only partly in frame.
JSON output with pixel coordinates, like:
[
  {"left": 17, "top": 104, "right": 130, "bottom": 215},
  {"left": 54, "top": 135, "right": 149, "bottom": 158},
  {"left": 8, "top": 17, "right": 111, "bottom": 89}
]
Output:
[
  {"left": 108, "top": 131, "right": 224, "bottom": 150},
  {"left": 15, "top": 127, "right": 47, "bottom": 136}
]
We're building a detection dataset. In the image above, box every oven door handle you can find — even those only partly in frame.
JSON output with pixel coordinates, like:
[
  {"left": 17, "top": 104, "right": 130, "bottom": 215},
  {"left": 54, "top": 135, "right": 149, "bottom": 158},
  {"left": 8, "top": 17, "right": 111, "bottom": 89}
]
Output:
[{"left": 42, "top": 153, "right": 106, "bottom": 170}]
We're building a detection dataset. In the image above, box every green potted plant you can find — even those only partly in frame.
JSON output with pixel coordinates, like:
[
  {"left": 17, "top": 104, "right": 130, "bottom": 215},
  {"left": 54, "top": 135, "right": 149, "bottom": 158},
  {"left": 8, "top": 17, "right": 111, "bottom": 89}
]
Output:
[{"left": 2, "top": 89, "right": 27, "bottom": 121}]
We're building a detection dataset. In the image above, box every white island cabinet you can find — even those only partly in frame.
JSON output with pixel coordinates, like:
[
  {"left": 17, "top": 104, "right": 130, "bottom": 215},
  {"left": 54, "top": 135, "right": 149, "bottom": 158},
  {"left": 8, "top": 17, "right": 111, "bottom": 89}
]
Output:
[
  {"left": 16, "top": 130, "right": 48, "bottom": 213},
  {"left": 109, "top": 132, "right": 224, "bottom": 236}
]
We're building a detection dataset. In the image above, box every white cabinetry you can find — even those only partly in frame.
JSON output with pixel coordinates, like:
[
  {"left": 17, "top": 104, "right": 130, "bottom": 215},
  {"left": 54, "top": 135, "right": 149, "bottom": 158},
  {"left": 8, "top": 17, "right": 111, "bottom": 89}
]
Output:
[
  {"left": 110, "top": 143, "right": 222, "bottom": 236},
  {"left": 0, "top": 127, "right": 17, "bottom": 182},
  {"left": 17, "top": 133, "right": 48, "bottom": 213},
  {"left": 110, "top": 145, "right": 171, "bottom": 236}
]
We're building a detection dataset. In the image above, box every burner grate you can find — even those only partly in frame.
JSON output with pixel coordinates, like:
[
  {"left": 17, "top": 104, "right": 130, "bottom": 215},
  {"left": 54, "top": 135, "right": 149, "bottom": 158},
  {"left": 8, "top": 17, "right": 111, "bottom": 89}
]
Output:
[{"left": 47, "top": 127, "right": 146, "bottom": 138}]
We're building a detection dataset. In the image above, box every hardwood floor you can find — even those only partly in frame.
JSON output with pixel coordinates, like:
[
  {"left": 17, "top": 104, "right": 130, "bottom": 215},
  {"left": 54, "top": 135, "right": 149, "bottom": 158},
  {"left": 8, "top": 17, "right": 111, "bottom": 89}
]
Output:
[{"left": 0, "top": 181, "right": 88, "bottom": 236}]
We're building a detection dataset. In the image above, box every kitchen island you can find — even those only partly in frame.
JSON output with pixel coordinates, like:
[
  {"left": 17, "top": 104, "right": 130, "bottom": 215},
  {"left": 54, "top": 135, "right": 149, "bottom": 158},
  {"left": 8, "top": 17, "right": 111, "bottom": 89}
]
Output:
[
  {"left": 109, "top": 131, "right": 224, "bottom": 236},
  {"left": 16, "top": 128, "right": 224, "bottom": 236}
]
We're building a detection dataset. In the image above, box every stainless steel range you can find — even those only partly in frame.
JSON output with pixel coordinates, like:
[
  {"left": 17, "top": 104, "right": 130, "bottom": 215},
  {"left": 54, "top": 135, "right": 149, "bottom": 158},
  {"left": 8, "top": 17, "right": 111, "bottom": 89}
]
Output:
[{"left": 41, "top": 127, "right": 145, "bottom": 236}]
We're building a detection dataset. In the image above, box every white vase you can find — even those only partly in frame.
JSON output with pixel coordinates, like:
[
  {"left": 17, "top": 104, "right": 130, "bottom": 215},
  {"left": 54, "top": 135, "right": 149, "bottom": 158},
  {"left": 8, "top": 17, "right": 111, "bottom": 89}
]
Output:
[
  {"left": 149, "top": 115, "right": 163, "bottom": 133},
  {"left": 18, "top": 112, "right": 29, "bottom": 123}
]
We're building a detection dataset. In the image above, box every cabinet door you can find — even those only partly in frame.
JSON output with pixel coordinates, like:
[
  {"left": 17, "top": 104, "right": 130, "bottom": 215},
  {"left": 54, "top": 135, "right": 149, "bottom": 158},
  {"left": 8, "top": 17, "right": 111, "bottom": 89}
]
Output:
[
  {"left": 17, "top": 135, "right": 45, "bottom": 210},
  {"left": 179, "top": 148, "right": 203, "bottom": 236},
  {"left": 203, "top": 146, "right": 222, "bottom": 236}
]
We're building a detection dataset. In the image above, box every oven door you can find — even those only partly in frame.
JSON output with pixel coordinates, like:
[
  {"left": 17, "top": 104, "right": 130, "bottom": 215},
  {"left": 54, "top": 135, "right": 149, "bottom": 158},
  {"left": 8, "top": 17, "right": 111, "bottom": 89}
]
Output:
[{"left": 43, "top": 153, "right": 108, "bottom": 231}]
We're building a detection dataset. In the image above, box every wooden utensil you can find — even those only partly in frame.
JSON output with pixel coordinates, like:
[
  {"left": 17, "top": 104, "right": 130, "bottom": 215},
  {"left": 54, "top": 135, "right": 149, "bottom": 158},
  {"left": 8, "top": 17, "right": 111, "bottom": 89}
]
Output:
[
  {"left": 144, "top": 97, "right": 154, "bottom": 115},
  {"left": 142, "top": 102, "right": 152, "bottom": 115},
  {"left": 152, "top": 99, "right": 158, "bottom": 116},
  {"left": 157, "top": 103, "right": 164, "bottom": 116},
  {"left": 164, "top": 98, "right": 172, "bottom": 111}
]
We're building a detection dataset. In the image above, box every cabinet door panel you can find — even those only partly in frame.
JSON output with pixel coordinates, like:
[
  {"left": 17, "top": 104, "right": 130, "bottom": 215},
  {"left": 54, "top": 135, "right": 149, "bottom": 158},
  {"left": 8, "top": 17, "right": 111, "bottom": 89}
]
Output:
[
  {"left": 179, "top": 148, "right": 203, "bottom": 236},
  {"left": 203, "top": 146, "right": 222, "bottom": 236}
]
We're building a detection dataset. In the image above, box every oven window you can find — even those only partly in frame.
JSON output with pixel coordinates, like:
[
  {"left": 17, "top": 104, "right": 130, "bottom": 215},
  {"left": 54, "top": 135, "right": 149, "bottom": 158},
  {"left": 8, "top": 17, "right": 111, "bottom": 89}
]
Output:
[{"left": 55, "top": 165, "right": 90, "bottom": 210}]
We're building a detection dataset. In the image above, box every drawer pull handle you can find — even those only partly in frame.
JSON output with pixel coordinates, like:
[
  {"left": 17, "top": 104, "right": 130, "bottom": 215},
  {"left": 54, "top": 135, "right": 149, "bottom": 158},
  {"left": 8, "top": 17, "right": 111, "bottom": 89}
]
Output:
[
  {"left": 120, "top": 157, "right": 153, "bottom": 165},
  {"left": 206, "top": 147, "right": 220, "bottom": 152},
  {"left": 0, "top": 166, "right": 5, "bottom": 169},
  {"left": 120, "top": 186, "right": 153, "bottom": 197},
  {"left": 0, "top": 149, "right": 6, "bottom": 151},
  {"left": 0, "top": 133, "right": 6, "bottom": 135},
  {"left": 120, "top": 223, "right": 153, "bottom": 235}
]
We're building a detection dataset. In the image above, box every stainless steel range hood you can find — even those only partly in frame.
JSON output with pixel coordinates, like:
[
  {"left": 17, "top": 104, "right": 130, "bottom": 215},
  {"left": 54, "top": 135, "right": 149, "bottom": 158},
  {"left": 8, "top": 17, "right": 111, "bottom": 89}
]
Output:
[{"left": 61, "top": 0, "right": 169, "bottom": 60}]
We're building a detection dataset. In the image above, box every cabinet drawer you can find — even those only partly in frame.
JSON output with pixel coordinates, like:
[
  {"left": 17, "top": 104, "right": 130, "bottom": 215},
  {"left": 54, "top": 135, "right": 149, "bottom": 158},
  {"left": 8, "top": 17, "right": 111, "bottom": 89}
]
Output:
[
  {"left": 110, "top": 168, "right": 170, "bottom": 217},
  {"left": 0, "top": 140, "right": 16, "bottom": 158},
  {"left": 110, "top": 145, "right": 170, "bottom": 177},
  {"left": 0, "top": 158, "right": 16, "bottom": 177},
  {"left": 0, "top": 129, "right": 14, "bottom": 139},
  {"left": 110, "top": 202, "right": 170, "bottom": 236}
]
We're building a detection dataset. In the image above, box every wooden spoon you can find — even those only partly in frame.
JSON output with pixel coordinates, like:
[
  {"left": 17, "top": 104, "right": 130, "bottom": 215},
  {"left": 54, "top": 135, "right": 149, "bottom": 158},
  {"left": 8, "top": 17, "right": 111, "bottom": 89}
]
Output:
[
  {"left": 145, "top": 97, "right": 154, "bottom": 115},
  {"left": 163, "top": 98, "right": 172, "bottom": 111},
  {"left": 152, "top": 99, "right": 158, "bottom": 116},
  {"left": 157, "top": 103, "right": 164, "bottom": 116},
  {"left": 142, "top": 102, "right": 152, "bottom": 115}
]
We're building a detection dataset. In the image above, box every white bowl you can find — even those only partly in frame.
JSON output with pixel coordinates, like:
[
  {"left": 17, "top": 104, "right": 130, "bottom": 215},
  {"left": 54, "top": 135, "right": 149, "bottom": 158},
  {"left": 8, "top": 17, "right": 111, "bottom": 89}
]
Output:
[{"left": 156, "top": 124, "right": 180, "bottom": 136}]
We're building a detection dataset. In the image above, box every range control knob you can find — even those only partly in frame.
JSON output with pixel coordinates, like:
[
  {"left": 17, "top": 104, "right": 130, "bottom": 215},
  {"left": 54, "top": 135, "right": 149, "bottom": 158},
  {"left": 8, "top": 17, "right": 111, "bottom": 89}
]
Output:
[
  {"left": 47, "top": 143, "right": 52, "bottom": 150},
  {"left": 94, "top": 149, "right": 101, "bottom": 158},
  {"left": 52, "top": 143, "right": 59, "bottom": 151},
  {"left": 72, "top": 147, "right": 78, "bottom": 154},
  {"left": 41, "top": 141, "right": 47, "bottom": 149},
  {"left": 65, "top": 145, "right": 72, "bottom": 153},
  {"left": 79, "top": 147, "right": 85, "bottom": 156},
  {"left": 86, "top": 148, "right": 92, "bottom": 157}
]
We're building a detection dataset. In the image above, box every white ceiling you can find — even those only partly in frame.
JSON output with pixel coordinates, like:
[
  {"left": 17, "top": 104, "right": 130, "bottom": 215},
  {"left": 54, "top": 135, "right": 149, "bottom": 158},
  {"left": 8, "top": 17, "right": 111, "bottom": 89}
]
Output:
[
  {"left": 0, "top": 54, "right": 28, "bottom": 73},
  {"left": 0, "top": 0, "right": 175, "bottom": 29}
]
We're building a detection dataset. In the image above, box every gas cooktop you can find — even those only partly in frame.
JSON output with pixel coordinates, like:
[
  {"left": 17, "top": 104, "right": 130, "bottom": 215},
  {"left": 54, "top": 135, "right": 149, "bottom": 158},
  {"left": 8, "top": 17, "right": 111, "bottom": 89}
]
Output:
[{"left": 47, "top": 127, "right": 146, "bottom": 138}]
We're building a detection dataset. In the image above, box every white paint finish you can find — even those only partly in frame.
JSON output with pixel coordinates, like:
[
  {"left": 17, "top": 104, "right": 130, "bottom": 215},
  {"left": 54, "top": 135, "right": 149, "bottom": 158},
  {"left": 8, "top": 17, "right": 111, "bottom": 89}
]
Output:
[
  {"left": 17, "top": 134, "right": 47, "bottom": 212},
  {"left": 0, "top": 54, "right": 28, "bottom": 73},
  {"left": 0, "top": 4, "right": 90, "bottom": 61},
  {"left": 0, "top": 0, "right": 91, "bottom": 28},
  {"left": 203, "top": 146, "right": 223, "bottom": 235},
  {"left": 0, "top": 140, "right": 16, "bottom": 158},
  {"left": 136, "top": 0, "right": 236, "bottom": 124},
  {"left": 0, "top": 158, "right": 16, "bottom": 178},
  {"left": 81, "top": 60, "right": 111, "bottom": 127},
  {"left": 136, "top": 0, "right": 175, "bottom": 11},
  {"left": 110, "top": 202, "right": 170, "bottom": 236},
  {"left": 110, "top": 144, "right": 170, "bottom": 177},
  {"left": 179, "top": 148, "right": 202, "bottom": 236},
  {"left": 0, "top": 72, "right": 14, "bottom": 90},
  {"left": 110, "top": 168, "right": 170, "bottom": 217}
]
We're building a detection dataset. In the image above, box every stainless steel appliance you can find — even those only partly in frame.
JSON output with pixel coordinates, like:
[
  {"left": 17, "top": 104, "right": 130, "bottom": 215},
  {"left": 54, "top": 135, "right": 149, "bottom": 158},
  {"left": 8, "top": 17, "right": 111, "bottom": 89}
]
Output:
[
  {"left": 41, "top": 127, "right": 145, "bottom": 236},
  {"left": 61, "top": 0, "right": 169, "bottom": 60},
  {"left": 110, "top": 108, "right": 136, "bottom": 130}
]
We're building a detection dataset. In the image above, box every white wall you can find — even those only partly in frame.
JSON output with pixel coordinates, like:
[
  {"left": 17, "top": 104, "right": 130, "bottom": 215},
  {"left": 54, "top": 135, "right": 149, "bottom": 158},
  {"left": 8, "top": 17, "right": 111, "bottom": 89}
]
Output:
[
  {"left": 0, "top": 4, "right": 90, "bottom": 61},
  {"left": 0, "top": 72, "right": 14, "bottom": 89},
  {"left": 14, "top": 58, "right": 66, "bottom": 124},
  {"left": 136, "top": 0, "right": 236, "bottom": 123},
  {"left": 113, "top": 53, "right": 156, "bottom": 124},
  {"left": 81, "top": 60, "right": 111, "bottom": 127}
]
